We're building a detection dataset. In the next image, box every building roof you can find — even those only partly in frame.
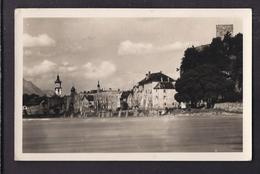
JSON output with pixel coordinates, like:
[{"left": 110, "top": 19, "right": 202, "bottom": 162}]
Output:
[
  {"left": 89, "top": 89, "right": 121, "bottom": 94},
  {"left": 154, "top": 81, "right": 175, "bottom": 89},
  {"left": 89, "top": 90, "right": 98, "bottom": 94},
  {"left": 120, "top": 91, "right": 132, "bottom": 100},
  {"left": 138, "top": 71, "right": 175, "bottom": 85},
  {"left": 81, "top": 95, "right": 94, "bottom": 101}
]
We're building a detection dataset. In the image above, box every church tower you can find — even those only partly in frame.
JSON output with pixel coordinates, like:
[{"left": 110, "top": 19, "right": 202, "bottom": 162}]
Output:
[{"left": 55, "top": 74, "right": 62, "bottom": 96}]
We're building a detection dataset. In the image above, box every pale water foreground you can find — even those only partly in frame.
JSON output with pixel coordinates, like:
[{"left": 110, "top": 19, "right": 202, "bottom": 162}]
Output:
[{"left": 23, "top": 113, "right": 242, "bottom": 153}]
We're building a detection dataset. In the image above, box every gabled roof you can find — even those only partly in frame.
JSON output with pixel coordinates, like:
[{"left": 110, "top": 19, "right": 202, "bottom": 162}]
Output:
[
  {"left": 154, "top": 81, "right": 175, "bottom": 89},
  {"left": 138, "top": 72, "right": 175, "bottom": 85}
]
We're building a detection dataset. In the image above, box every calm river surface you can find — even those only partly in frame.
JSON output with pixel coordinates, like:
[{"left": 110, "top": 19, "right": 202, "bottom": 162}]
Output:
[{"left": 23, "top": 113, "right": 242, "bottom": 153}]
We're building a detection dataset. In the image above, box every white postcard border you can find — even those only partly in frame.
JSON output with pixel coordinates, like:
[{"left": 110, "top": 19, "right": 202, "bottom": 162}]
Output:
[{"left": 15, "top": 8, "right": 252, "bottom": 161}]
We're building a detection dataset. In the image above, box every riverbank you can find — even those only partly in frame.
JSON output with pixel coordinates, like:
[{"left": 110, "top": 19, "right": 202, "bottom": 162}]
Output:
[{"left": 23, "top": 108, "right": 242, "bottom": 119}]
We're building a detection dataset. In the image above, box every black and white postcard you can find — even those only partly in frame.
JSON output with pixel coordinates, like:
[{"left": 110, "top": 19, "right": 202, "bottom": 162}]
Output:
[{"left": 15, "top": 9, "right": 252, "bottom": 161}]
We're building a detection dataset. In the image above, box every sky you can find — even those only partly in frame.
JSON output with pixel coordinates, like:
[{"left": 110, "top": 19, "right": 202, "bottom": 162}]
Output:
[{"left": 23, "top": 17, "right": 242, "bottom": 95}]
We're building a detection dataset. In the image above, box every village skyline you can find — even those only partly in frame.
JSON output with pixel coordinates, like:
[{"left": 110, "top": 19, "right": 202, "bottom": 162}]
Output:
[{"left": 23, "top": 17, "right": 242, "bottom": 94}]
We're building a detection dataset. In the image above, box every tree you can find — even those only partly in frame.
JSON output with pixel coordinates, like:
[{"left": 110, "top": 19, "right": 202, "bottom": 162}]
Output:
[
  {"left": 175, "top": 33, "right": 243, "bottom": 107},
  {"left": 180, "top": 46, "right": 201, "bottom": 76},
  {"left": 229, "top": 33, "right": 243, "bottom": 98},
  {"left": 175, "top": 64, "right": 235, "bottom": 108},
  {"left": 175, "top": 68, "right": 203, "bottom": 108}
]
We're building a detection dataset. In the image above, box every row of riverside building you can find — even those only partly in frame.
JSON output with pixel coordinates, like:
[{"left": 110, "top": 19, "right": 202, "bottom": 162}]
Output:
[{"left": 45, "top": 71, "right": 179, "bottom": 116}]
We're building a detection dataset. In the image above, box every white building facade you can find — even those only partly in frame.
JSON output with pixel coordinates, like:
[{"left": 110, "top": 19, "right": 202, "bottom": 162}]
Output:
[{"left": 133, "top": 71, "right": 178, "bottom": 110}]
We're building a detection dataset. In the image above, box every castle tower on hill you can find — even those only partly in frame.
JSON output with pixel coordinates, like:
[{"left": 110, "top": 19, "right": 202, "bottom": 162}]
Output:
[
  {"left": 216, "top": 24, "right": 233, "bottom": 39},
  {"left": 54, "top": 74, "right": 62, "bottom": 96}
]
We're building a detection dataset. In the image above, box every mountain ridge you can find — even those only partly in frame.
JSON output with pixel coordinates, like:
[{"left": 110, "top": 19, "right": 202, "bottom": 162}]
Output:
[{"left": 23, "top": 79, "right": 47, "bottom": 96}]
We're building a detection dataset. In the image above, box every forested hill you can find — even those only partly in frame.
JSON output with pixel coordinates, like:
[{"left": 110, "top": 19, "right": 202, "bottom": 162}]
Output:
[{"left": 175, "top": 32, "right": 243, "bottom": 108}]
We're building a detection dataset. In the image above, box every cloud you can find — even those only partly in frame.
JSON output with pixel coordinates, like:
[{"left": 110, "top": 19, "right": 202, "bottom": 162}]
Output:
[
  {"left": 67, "top": 66, "right": 77, "bottom": 72},
  {"left": 60, "top": 61, "right": 77, "bottom": 72},
  {"left": 60, "top": 65, "right": 77, "bottom": 72},
  {"left": 24, "top": 60, "right": 57, "bottom": 76},
  {"left": 118, "top": 40, "right": 153, "bottom": 55},
  {"left": 24, "top": 59, "right": 79, "bottom": 78},
  {"left": 83, "top": 61, "right": 116, "bottom": 79},
  {"left": 24, "top": 60, "right": 80, "bottom": 92},
  {"left": 118, "top": 40, "right": 198, "bottom": 55},
  {"left": 23, "top": 33, "right": 56, "bottom": 47}
]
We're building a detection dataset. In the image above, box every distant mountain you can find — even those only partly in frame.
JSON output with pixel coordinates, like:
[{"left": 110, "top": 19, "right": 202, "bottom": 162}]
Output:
[
  {"left": 23, "top": 79, "right": 45, "bottom": 96},
  {"left": 42, "top": 89, "right": 55, "bottom": 97}
]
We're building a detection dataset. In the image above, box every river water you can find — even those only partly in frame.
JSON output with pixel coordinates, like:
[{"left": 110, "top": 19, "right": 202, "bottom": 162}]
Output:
[{"left": 23, "top": 113, "right": 242, "bottom": 153}]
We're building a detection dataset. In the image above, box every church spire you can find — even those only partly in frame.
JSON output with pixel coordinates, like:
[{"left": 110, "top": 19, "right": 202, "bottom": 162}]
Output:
[
  {"left": 55, "top": 74, "right": 62, "bottom": 84},
  {"left": 97, "top": 80, "right": 101, "bottom": 92}
]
